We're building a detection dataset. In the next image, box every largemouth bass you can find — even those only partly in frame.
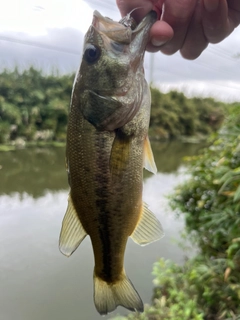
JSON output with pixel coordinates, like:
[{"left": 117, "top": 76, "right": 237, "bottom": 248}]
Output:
[{"left": 59, "top": 10, "right": 164, "bottom": 315}]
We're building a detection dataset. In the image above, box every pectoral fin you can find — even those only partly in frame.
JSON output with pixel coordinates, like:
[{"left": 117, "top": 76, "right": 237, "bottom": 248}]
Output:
[
  {"left": 59, "top": 195, "right": 87, "bottom": 257},
  {"left": 110, "top": 130, "right": 130, "bottom": 181},
  {"left": 144, "top": 136, "right": 157, "bottom": 174},
  {"left": 130, "top": 203, "right": 164, "bottom": 246}
]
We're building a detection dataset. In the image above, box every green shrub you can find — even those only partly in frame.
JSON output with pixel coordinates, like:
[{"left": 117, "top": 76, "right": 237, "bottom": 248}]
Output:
[
  {"left": 0, "top": 67, "right": 73, "bottom": 144},
  {"left": 150, "top": 87, "right": 225, "bottom": 140},
  {"left": 112, "top": 104, "right": 240, "bottom": 320}
]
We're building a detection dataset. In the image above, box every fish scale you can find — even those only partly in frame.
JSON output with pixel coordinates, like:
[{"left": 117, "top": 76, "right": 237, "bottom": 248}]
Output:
[{"left": 59, "top": 10, "right": 164, "bottom": 315}]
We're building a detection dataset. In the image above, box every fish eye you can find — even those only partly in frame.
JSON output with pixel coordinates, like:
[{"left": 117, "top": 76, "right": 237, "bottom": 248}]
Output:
[{"left": 83, "top": 44, "right": 101, "bottom": 64}]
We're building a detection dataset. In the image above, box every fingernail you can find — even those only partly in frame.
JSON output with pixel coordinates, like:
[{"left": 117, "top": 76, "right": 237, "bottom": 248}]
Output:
[
  {"left": 204, "top": 0, "right": 219, "bottom": 12},
  {"left": 151, "top": 38, "right": 166, "bottom": 47}
]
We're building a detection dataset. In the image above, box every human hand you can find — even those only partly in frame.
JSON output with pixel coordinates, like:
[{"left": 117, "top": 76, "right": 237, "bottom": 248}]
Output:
[{"left": 116, "top": 0, "right": 240, "bottom": 59}]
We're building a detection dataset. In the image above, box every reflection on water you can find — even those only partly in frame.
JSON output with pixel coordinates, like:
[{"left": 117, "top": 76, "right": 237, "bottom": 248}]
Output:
[
  {"left": 0, "top": 147, "right": 67, "bottom": 197},
  {"left": 150, "top": 141, "right": 204, "bottom": 172},
  {"left": 0, "top": 141, "right": 204, "bottom": 197},
  {"left": 0, "top": 141, "right": 202, "bottom": 320}
]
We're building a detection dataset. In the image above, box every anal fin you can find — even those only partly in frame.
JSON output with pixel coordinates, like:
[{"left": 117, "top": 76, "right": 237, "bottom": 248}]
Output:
[
  {"left": 131, "top": 203, "right": 164, "bottom": 246},
  {"left": 59, "top": 195, "right": 87, "bottom": 257},
  {"left": 144, "top": 136, "right": 157, "bottom": 174}
]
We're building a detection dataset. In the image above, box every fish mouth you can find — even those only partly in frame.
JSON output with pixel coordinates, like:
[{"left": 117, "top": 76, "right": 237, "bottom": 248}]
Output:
[
  {"left": 129, "top": 10, "right": 157, "bottom": 53},
  {"left": 131, "top": 10, "right": 157, "bottom": 32},
  {"left": 92, "top": 11, "right": 132, "bottom": 44},
  {"left": 92, "top": 10, "right": 157, "bottom": 45},
  {"left": 93, "top": 10, "right": 157, "bottom": 30}
]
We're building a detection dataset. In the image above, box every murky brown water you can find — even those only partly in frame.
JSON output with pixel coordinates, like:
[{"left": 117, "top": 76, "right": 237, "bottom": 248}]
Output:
[{"left": 0, "top": 141, "right": 203, "bottom": 320}]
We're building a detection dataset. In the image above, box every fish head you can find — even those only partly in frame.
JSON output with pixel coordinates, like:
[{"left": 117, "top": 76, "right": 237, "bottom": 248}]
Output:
[
  {"left": 79, "top": 11, "right": 133, "bottom": 92},
  {"left": 74, "top": 10, "right": 157, "bottom": 131},
  {"left": 80, "top": 10, "right": 157, "bottom": 91}
]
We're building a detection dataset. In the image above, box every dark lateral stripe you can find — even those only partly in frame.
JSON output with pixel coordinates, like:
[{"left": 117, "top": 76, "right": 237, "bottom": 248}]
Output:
[
  {"left": 96, "top": 198, "right": 113, "bottom": 282},
  {"left": 94, "top": 133, "right": 113, "bottom": 282}
]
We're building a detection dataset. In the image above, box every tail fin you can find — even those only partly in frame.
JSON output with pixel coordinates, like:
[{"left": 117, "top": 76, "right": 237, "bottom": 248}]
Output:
[{"left": 93, "top": 270, "right": 143, "bottom": 315}]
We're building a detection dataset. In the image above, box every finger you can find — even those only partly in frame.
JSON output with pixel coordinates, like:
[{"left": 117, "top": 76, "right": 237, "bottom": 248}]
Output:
[
  {"left": 147, "top": 20, "right": 174, "bottom": 52},
  {"left": 152, "top": 0, "right": 165, "bottom": 19},
  {"left": 202, "top": 0, "right": 230, "bottom": 43},
  {"left": 160, "top": 0, "right": 198, "bottom": 55},
  {"left": 228, "top": 0, "right": 240, "bottom": 30},
  {"left": 203, "top": 0, "right": 240, "bottom": 43},
  {"left": 180, "top": 1, "right": 208, "bottom": 59}
]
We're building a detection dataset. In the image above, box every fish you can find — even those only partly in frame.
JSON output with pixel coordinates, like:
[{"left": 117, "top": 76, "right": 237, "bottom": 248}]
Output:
[{"left": 59, "top": 9, "right": 164, "bottom": 315}]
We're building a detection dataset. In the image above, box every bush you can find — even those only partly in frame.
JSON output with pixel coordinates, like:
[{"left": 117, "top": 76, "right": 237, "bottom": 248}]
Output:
[
  {"left": 150, "top": 88, "right": 225, "bottom": 140},
  {"left": 0, "top": 67, "right": 73, "bottom": 144},
  {"left": 112, "top": 104, "right": 240, "bottom": 320}
]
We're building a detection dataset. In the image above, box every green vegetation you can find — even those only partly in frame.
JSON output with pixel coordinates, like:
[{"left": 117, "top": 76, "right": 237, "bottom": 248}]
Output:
[
  {"left": 0, "top": 68, "right": 225, "bottom": 148},
  {"left": 150, "top": 87, "right": 225, "bottom": 140},
  {"left": 0, "top": 68, "right": 73, "bottom": 145},
  {"left": 112, "top": 107, "right": 240, "bottom": 319}
]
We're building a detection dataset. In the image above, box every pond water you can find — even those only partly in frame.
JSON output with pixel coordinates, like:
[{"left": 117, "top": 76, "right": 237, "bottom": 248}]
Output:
[{"left": 0, "top": 141, "right": 204, "bottom": 320}]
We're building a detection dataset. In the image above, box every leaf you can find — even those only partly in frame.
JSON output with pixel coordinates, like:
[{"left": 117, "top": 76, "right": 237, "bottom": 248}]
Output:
[
  {"left": 220, "top": 191, "right": 235, "bottom": 197},
  {"left": 224, "top": 267, "right": 231, "bottom": 281},
  {"left": 233, "top": 184, "right": 240, "bottom": 202},
  {"left": 219, "top": 170, "right": 233, "bottom": 184},
  {"left": 218, "top": 176, "right": 235, "bottom": 194},
  {"left": 233, "top": 167, "right": 240, "bottom": 174}
]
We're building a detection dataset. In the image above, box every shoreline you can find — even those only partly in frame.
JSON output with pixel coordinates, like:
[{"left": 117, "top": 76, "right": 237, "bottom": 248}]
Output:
[{"left": 0, "top": 134, "right": 209, "bottom": 152}]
